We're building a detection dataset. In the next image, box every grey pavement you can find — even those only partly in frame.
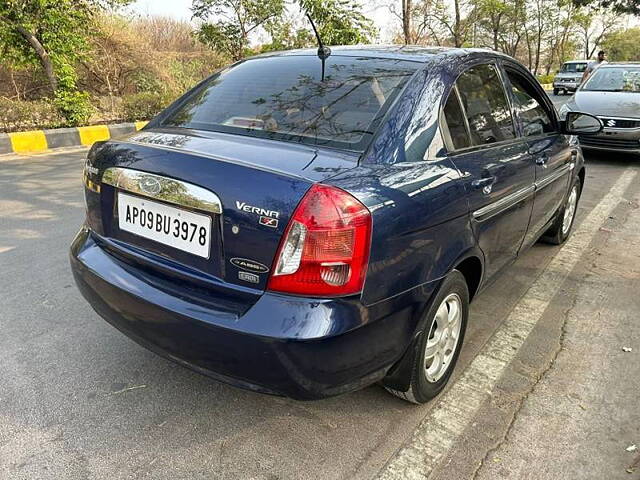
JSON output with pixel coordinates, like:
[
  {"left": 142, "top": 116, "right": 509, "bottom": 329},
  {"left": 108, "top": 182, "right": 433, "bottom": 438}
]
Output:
[{"left": 1, "top": 121, "right": 639, "bottom": 479}]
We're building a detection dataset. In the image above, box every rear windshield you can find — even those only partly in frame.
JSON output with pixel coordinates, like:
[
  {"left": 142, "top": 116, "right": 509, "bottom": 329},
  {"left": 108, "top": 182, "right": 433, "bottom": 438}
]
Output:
[
  {"left": 561, "top": 62, "right": 588, "bottom": 73},
  {"left": 160, "top": 55, "right": 419, "bottom": 150},
  {"left": 582, "top": 66, "right": 640, "bottom": 92}
]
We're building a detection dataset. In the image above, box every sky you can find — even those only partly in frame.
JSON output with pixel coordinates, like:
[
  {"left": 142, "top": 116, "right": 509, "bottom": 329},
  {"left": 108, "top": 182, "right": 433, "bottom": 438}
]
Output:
[{"left": 128, "top": 0, "right": 396, "bottom": 41}]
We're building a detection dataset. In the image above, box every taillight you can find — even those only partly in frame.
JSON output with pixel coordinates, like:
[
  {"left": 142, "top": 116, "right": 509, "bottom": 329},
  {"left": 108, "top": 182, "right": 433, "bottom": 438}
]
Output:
[{"left": 267, "top": 184, "right": 372, "bottom": 297}]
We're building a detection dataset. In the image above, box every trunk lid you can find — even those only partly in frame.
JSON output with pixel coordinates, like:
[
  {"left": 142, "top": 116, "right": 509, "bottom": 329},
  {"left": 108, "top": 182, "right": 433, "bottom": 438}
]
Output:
[{"left": 87, "top": 129, "right": 358, "bottom": 292}]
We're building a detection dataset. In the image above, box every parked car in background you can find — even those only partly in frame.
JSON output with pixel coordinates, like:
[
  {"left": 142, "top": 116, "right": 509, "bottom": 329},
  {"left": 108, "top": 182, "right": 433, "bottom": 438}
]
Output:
[
  {"left": 553, "top": 60, "right": 590, "bottom": 95},
  {"left": 71, "top": 47, "right": 602, "bottom": 404},
  {"left": 559, "top": 62, "right": 640, "bottom": 154}
]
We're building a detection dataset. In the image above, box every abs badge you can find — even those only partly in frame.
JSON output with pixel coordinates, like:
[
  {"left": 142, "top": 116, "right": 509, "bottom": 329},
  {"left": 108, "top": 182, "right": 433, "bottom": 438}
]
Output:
[{"left": 230, "top": 257, "right": 269, "bottom": 274}]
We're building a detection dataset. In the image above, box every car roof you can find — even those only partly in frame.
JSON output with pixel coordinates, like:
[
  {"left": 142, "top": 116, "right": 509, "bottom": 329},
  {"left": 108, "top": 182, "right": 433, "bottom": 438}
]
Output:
[
  {"left": 596, "top": 62, "right": 640, "bottom": 67},
  {"left": 563, "top": 60, "right": 589, "bottom": 63},
  {"left": 251, "top": 45, "right": 513, "bottom": 64}
]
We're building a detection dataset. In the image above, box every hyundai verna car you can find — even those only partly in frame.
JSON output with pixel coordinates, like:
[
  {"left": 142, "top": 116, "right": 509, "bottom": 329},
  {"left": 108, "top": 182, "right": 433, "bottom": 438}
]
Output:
[
  {"left": 559, "top": 63, "right": 640, "bottom": 155},
  {"left": 71, "top": 46, "right": 602, "bottom": 403}
]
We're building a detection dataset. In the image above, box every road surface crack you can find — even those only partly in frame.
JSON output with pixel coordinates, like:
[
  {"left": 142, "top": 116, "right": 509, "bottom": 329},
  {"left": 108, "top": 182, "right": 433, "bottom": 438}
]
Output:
[{"left": 470, "top": 294, "right": 578, "bottom": 480}]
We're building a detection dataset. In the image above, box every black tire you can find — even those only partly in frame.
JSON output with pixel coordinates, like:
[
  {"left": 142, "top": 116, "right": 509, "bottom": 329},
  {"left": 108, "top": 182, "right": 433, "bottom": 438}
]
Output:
[
  {"left": 541, "top": 176, "right": 581, "bottom": 245},
  {"left": 385, "top": 270, "right": 469, "bottom": 404},
  {"left": 553, "top": 88, "right": 559, "bottom": 96}
]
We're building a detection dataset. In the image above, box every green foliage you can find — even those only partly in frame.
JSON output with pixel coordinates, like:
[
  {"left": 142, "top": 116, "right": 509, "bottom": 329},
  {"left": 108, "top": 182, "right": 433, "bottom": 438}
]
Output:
[
  {"left": 53, "top": 89, "right": 95, "bottom": 126},
  {"left": 260, "top": 20, "right": 314, "bottom": 52},
  {"left": 0, "top": 0, "right": 91, "bottom": 69},
  {"left": 600, "top": 27, "right": 640, "bottom": 60},
  {"left": 193, "top": 0, "right": 286, "bottom": 60},
  {"left": 0, "top": 0, "right": 132, "bottom": 124},
  {"left": 196, "top": 22, "right": 246, "bottom": 61},
  {"left": 122, "top": 91, "right": 175, "bottom": 121},
  {"left": 573, "top": 0, "right": 640, "bottom": 16},
  {"left": 537, "top": 74, "right": 555, "bottom": 84},
  {"left": 0, "top": 97, "right": 64, "bottom": 132},
  {"left": 299, "top": 0, "right": 377, "bottom": 45},
  {"left": 167, "top": 57, "right": 219, "bottom": 92}
]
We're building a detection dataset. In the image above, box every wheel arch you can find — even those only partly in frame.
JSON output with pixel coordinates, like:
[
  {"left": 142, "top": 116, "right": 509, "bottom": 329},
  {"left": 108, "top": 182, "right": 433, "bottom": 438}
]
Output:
[
  {"left": 577, "top": 166, "right": 585, "bottom": 194},
  {"left": 381, "top": 251, "right": 484, "bottom": 393},
  {"left": 454, "top": 255, "right": 483, "bottom": 301}
]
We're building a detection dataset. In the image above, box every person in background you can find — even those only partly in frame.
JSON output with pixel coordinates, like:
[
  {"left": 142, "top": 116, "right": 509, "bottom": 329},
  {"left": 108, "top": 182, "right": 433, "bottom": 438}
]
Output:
[{"left": 582, "top": 50, "right": 607, "bottom": 83}]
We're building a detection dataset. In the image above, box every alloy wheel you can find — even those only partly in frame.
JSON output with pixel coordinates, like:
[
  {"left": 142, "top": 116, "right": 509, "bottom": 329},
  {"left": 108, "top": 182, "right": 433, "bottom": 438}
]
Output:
[
  {"left": 562, "top": 185, "right": 578, "bottom": 236},
  {"left": 424, "top": 293, "right": 463, "bottom": 383}
]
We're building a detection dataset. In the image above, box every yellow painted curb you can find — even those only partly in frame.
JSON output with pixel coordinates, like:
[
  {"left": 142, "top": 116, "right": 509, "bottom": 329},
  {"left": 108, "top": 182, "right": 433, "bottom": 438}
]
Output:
[
  {"left": 135, "top": 121, "right": 149, "bottom": 131},
  {"left": 541, "top": 83, "right": 553, "bottom": 90},
  {"left": 77, "top": 125, "right": 111, "bottom": 146},
  {"left": 8, "top": 130, "right": 48, "bottom": 154}
]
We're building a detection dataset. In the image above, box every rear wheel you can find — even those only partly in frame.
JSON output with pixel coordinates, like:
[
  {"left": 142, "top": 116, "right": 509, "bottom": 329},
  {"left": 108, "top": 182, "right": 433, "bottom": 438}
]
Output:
[
  {"left": 553, "top": 88, "right": 559, "bottom": 96},
  {"left": 385, "top": 270, "right": 469, "bottom": 404},
  {"left": 541, "top": 177, "right": 581, "bottom": 245}
]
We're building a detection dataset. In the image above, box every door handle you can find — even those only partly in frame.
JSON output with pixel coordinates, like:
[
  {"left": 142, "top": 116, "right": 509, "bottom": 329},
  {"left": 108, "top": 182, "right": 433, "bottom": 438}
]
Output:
[
  {"left": 535, "top": 152, "right": 548, "bottom": 167},
  {"left": 472, "top": 176, "right": 496, "bottom": 194}
]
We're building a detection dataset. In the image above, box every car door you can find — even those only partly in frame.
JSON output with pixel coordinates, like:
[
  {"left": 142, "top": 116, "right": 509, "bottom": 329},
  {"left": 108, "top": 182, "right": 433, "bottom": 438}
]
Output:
[
  {"left": 441, "top": 62, "right": 536, "bottom": 280},
  {"left": 502, "top": 63, "right": 574, "bottom": 247}
]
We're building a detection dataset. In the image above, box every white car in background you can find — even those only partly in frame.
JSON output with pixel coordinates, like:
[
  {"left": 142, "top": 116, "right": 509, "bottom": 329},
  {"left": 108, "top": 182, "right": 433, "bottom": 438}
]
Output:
[
  {"left": 553, "top": 60, "right": 590, "bottom": 95},
  {"left": 559, "top": 63, "right": 640, "bottom": 154}
]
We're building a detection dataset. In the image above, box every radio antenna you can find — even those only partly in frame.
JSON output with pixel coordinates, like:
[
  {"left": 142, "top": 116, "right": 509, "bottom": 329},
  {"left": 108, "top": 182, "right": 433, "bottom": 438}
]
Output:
[{"left": 306, "top": 13, "right": 331, "bottom": 80}]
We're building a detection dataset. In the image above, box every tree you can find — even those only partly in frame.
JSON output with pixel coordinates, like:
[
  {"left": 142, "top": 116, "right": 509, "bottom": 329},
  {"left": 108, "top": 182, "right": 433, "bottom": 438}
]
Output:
[
  {"left": 400, "top": 0, "right": 471, "bottom": 47},
  {"left": 260, "top": 19, "right": 314, "bottom": 52},
  {"left": 600, "top": 26, "right": 640, "bottom": 59},
  {"left": 192, "top": 0, "right": 286, "bottom": 60},
  {"left": 194, "top": 0, "right": 376, "bottom": 60},
  {"left": 299, "top": 0, "right": 377, "bottom": 45},
  {"left": 573, "top": 0, "right": 640, "bottom": 16},
  {"left": 574, "top": 7, "right": 621, "bottom": 58},
  {"left": 0, "top": 0, "right": 130, "bottom": 123},
  {"left": 403, "top": 0, "right": 413, "bottom": 44},
  {"left": 388, "top": 0, "right": 415, "bottom": 44},
  {"left": 474, "top": 0, "right": 509, "bottom": 50}
]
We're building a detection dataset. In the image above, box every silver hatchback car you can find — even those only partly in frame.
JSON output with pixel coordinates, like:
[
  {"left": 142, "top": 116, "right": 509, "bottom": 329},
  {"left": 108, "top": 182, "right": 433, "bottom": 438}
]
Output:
[{"left": 559, "top": 63, "right": 640, "bottom": 155}]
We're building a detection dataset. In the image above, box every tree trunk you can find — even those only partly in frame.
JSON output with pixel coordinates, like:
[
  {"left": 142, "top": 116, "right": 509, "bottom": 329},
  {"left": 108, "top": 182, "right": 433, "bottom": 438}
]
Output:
[
  {"left": 402, "top": 0, "right": 412, "bottom": 44},
  {"left": 15, "top": 24, "right": 58, "bottom": 94},
  {"left": 454, "top": 0, "right": 462, "bottom": 47}
]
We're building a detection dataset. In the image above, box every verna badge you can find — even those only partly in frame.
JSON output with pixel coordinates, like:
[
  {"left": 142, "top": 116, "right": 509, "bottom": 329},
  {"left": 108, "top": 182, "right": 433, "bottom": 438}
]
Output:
[{"left": 236, "top": 200, "right": 280, "bottom": 227}]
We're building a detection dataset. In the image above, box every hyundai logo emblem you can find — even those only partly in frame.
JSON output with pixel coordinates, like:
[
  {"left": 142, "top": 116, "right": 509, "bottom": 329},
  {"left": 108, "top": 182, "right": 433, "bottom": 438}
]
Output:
[
  {"left": 138, "top": 176, "right": 162, "bottom": 195},
  {"left": 606, "top": 119, "right": 616, "bottom": 127}
]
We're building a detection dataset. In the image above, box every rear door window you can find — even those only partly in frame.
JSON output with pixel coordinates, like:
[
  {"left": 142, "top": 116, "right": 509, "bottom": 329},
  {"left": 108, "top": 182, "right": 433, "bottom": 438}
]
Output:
[
  {"left": 443, "top": 89, "right": 471, "bottom": 150},
  {"left": 456, "top": 64, "right": 516, "bottom": 146},
  {"left": 505, "top": 70, "right": 555, "bottom": 137}
]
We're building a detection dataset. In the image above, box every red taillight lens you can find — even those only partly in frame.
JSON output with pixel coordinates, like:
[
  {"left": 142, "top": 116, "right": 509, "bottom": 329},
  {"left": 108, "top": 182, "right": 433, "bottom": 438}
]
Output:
[{"left": 267, "top": 184, "right": 372, "bottom": 296}]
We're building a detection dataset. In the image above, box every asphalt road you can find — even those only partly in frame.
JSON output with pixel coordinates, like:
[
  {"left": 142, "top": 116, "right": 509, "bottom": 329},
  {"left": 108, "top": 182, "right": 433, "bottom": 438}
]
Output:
[{"left": 1, "top": 100, "right": 639, "bottom": 479}]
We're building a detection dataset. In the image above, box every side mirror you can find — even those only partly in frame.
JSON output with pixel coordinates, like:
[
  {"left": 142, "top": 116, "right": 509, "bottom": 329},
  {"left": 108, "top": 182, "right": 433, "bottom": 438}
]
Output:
[{"left": 562, "top": 112, "right": 603, "bottom": 135}]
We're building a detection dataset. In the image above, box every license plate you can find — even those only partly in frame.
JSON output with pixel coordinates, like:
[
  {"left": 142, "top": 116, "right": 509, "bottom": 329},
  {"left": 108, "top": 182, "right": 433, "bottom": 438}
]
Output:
[{"left": 117, "top": 192, "right": 212, "bottom": 258}]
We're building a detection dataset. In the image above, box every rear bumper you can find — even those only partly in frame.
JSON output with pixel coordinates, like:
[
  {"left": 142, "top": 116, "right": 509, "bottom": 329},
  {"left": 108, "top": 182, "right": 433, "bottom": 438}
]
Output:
[{"left": 70, "top": 228, "right": 431, "bottom": 400}]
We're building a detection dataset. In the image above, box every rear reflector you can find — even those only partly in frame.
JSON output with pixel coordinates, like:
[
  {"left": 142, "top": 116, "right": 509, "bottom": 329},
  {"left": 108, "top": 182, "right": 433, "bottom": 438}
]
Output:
[{"left": 267, "top": 184, "right": 372, "bottom": 297}]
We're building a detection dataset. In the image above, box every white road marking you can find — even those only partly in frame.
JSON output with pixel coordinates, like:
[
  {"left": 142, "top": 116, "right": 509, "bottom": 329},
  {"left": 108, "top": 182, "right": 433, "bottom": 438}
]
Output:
[{"left": 377, "top": 167, "right": 639, "bottom": 480}]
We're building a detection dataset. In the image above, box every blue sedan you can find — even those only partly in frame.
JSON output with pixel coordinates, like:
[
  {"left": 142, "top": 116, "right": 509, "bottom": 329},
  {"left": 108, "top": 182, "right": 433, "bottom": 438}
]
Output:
[{"left": 71, "top": 46, "right": 602, "bottom": 402}]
